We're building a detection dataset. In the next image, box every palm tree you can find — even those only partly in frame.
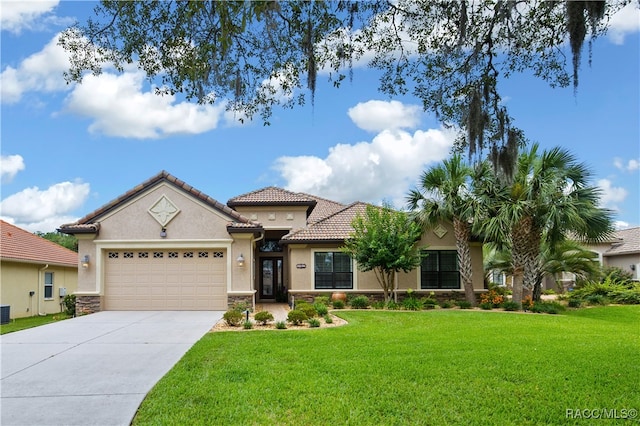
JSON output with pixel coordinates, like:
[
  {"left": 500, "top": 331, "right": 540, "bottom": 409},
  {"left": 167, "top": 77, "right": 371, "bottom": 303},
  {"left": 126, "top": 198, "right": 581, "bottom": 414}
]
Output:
[
  {"left": 407, "top": 154, "right": 480, "bottom": 305},
  {"left": 484, "top": 239, "right": 600, "bottom": 300},
  {"left": 481, "top": 143, "right": 613, "bottom": 308}
]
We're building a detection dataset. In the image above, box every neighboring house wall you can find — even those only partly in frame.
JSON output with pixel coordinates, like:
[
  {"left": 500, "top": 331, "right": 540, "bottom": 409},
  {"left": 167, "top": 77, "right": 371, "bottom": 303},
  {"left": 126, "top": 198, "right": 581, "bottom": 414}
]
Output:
[
  {"left": 605, "top": 254, "right": 640, "bottom": 280},
  {"left": 1, "top": 261, "right": 77, "bottom": 319}
]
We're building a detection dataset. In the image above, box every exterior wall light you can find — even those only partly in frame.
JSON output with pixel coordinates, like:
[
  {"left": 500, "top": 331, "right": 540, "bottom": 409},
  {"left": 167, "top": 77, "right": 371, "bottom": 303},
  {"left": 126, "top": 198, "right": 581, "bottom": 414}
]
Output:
[
  {"left": 160, "top": 228, "right": 167, "bottom": 238},
  {"left": 237, "top": 254, "right": 245, "bottom": 267},
  {"left": 81, "top": 255, "right": 90, "bottom": 269}
]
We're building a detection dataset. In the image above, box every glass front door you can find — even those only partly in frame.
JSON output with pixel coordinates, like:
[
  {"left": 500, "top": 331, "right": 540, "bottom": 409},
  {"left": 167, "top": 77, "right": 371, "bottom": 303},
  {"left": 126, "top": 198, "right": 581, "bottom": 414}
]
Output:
[{"left": 260, "top": 258, "right": 283, "bottom": 300}]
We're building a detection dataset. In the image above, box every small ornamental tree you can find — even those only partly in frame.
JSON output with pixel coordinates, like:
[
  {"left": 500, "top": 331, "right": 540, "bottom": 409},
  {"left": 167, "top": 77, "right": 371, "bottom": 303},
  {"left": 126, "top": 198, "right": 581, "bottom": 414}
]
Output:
[{"left": 342, "top": 204, "right": 423, "bottom": 303}]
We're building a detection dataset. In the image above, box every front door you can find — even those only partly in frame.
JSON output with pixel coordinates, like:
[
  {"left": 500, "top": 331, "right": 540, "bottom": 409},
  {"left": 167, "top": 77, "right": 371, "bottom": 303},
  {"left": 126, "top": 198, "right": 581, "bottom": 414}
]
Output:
[{"left": 260, "top": 258, "right": 283, "bottom": 300}]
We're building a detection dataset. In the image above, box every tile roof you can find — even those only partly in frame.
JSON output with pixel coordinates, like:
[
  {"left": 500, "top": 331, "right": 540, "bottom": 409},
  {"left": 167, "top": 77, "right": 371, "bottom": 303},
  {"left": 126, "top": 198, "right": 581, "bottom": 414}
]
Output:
[
  {"left": 60, "top": 171, "right": 259, "bottom": 233},
  {"left": 302, "top": 193, "right": 346, "bottom": 224},
  {"left": 227, "top": 186, "right": 317, "bottom": 207},
  {"left": 1, "top": 220, "right": 78, "bottom": 267},
  {"left": 281, "top": 202, "right": 369, "bottom": 243},
  {"left": 604, "top": 227, "right": 640, "bottom": 256}
]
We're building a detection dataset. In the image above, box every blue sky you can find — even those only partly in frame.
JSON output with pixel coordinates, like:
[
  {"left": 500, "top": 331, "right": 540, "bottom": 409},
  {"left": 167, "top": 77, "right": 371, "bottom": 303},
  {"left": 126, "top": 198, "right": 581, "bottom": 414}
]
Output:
[{"left": 1, "top": 1, "right": 639, "bottom": 233}]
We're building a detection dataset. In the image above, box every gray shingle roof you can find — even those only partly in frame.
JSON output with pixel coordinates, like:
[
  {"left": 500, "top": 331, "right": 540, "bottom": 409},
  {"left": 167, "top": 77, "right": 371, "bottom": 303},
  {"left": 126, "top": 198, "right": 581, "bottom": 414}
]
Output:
[{"left": 604, "top": 227, "right": 640, "bottom": 256}]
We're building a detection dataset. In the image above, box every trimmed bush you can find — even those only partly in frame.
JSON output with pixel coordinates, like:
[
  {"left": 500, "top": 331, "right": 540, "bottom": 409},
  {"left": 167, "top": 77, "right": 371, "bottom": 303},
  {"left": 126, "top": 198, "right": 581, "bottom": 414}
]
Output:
[
  {"left": 254, "top": 311, "right": 274, "bottom": 325},
  {"left": 332, "top": 300, "right": 345, "bottom": 309},
  {"left": 530, "top": 301, "right": 566, "bottom": 314},
  {"left": 439, "top": 300, "right": 453, "bottom": 309},
  {"left": 479, "top": 302, "right": 493, "bottom": 310},
  {"left": 231, "top": 301, "right": 252, "bottom": 313},
  {"left": 275, "top": 321, "right": 287, "bottom": 329},
  {"left": 243, "top": 320, "right": 253, "bottom": 329},
  {"left": 287, "top": 309, "right": 308, "bottom": 325},
  {"left": 324, "top": 314, "right": 333, "bottom": 324},
  {"left": 223, "top": 310, "right": 243, "bottom": 326},
  {"left": 295, "top": 302, "right": 317, "bottom": 318},
  {"left": 350, "top": 295, "right": 370, "bottom": 309}
]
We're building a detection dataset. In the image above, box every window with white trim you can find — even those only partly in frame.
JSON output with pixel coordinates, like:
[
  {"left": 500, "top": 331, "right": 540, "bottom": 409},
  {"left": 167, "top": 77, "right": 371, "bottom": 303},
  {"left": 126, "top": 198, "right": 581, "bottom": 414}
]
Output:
[
  {"left": 44, "top": 272, "right": 54, "bottom": 299},
  {"left": 314, "top": 252, "right": 353, "bottom": 289}
]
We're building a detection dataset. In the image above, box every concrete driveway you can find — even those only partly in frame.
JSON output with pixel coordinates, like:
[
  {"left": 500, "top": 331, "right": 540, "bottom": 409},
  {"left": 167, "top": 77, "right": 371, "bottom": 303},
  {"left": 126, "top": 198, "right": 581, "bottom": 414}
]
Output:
[{"left": 1, "top": 311, "right": 223, "bottom": 426}]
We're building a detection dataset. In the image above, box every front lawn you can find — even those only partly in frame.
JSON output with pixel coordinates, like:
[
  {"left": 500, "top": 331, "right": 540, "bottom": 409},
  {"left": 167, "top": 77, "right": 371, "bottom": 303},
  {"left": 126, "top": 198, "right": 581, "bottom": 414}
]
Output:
[
  {"left": 0, "top": 313, "right": 72, "bottom": 335},
  {"left": 133, "top": 307, "right": 640, "bottom": 425}
]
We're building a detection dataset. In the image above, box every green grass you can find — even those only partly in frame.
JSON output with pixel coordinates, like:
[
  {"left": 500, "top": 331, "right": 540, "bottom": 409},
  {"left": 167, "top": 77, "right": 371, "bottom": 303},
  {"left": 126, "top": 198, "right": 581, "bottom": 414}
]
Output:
[
  {"left": 0, "top": 312, "right": 72, "bottom": 335},
  {"left": 133, "top": 307, "right": 640, "bottom": 425}
]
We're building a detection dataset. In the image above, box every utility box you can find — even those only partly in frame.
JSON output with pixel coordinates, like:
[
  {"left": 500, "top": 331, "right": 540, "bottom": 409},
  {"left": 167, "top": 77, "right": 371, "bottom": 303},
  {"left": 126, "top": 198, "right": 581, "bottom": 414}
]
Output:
[
  {"left": 1, "top": 305, "right": 10, "bottom": 325},
  {"left": 59, "top": 287, "right": 67, "bottom": 297}
]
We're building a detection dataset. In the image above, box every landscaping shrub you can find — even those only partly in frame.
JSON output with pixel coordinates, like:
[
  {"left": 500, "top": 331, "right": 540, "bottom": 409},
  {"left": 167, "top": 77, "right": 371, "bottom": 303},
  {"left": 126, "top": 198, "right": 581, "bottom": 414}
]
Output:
[
  {"left": 402, "top": 297, "right": 423, "bottom": 311},
  {"left": 313, "top": 296, "right": 330, "bottom": 306},
  {"left": 295, "top": 302, "right": 317, "bottom": 318},
  {"left": 324, "top": 314, "right": 333, "bottom": 324},
  {"left": 332, "top": 300, "right": 345, "bottom": 309},
  {"left": 254, "top": 311, "right": 274, "bottom": 325},
  {"left": 585, "top": 294, "right": 609, "bottom": 305},
  {"left": 243, "top": 320, "right": 253, "bottom": 329},
  {"left": 567, "top": 298, "right": 582, "bottom": 308},
  {"left": 287, "top": 309, "right": 308, "bottom": 325},
  {"left": 479, "top": 302, "right": 493, "bottom": 310},
  {"left": 439, "top": 300, "right": 453, "bottom": 309},
  {"left": 530, "top": 301, "right": 566, "bottom": 314},
  {"left": 371, "top": 301, "right": 386, "bottom": 309},
  {"left": 501, "top": 301, "right": 520, "bottom": 311},
  {"left": 480, "top": 289, "right": 504, "bottom": 307},
  {"left": 231, "top": 301, "right": 252, "bottom": 313},
  {"left": 63, "top": 294, "right": 76, "bottom": 316},
  {"left": 522, "top": 296, "right": 534, "bottom": 311},
  {"left": 349, "top": 295, "right": 370, "bottom": 309},
  {"left": 223, "top": 310, "right": 243, "bottom": 326},
  {"left": 456, "top": 300, "right": 472, "bottom": 309},
  {"left": 308, "top": 318, "right": 321, "bottom": 328},
  {"left": 275, "top": 321, "right": 287, "bottom": 329},
  {"left": 569, "top": 278, "right": 640, "bottom": 306},
  {"left": 314, "top": 303, "right": 328, "bottom": 316},
  {"left": 420, "top": 297, "right": 438, "bottom": 309},
  {"left": 386, "top": 301, "right": 401, "bottom": 310}
]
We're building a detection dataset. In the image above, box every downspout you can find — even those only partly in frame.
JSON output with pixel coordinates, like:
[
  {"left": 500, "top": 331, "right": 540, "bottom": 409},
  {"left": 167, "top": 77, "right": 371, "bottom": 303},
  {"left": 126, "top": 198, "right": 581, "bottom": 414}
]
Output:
[{"left": 38, "top": 264, "right": 49, "bottom": 316}]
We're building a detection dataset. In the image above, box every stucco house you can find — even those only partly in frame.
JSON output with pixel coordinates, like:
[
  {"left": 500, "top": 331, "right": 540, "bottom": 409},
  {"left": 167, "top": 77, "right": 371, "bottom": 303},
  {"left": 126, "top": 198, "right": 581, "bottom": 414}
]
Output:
[
  {"left": 59, "top": 171, "right": 484, "bottom": 313},
  {"left": 1, "top": 220, "right": 78, "bottom": 319},
  {"left": 586, "top": 227, "right": 640, "bottom": 281}
]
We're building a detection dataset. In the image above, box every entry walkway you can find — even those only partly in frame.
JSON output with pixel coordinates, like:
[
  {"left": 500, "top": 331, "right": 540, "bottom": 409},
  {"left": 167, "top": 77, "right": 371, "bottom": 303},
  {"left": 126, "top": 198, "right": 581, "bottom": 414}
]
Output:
[
  {"left": 1, "top": 311, "right": 223, "bottom": 426},
  {"left": 255, "top": 303, "right": 290, "bottom": 322}
]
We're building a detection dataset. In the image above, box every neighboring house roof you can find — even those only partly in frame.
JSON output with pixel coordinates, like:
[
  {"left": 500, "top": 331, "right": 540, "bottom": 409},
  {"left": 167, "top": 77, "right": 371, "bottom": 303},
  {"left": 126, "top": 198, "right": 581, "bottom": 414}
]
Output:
[
  {"left": 603, "top": 227, "right": 640, "bottom": 256},
  {"left": 59, "top": 171, "right": 260, "bottom": 234},
  {"left": 281, "top": 202, "right": 369, "bottom": 244},
  {"left": 0, "top": 220, "right": 77, "bottom": 267}
]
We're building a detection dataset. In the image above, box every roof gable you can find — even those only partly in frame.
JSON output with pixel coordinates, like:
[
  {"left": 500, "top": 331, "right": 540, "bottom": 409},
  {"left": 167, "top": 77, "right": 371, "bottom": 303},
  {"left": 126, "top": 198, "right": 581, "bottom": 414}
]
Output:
[
  {"left": 1, "top": 220, "right": 77, "bottom": 267},
  {"left": 60, "top": 171, "right": 257, "bottom": 233},
  {"left": 281, "top": 202, "right": 369, "bottom": 243},
  {"left": 228, "top": 186, "right": 317, "bottom": 208}
]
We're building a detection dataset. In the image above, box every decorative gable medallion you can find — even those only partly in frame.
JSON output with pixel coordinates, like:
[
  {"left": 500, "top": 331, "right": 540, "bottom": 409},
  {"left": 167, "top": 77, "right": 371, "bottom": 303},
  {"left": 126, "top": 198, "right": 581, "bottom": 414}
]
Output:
[
  {"left": 433, "top": 224, "right": 448, "bottom": 239},
  {"left": 148, "top": 195, "right": 180, "bottom": 227}
]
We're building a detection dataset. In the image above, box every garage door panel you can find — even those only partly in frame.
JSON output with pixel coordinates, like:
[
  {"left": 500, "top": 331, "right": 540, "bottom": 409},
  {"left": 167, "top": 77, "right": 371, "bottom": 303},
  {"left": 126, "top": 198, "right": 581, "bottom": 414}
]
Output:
[{"left": 104, "top": 249, "right": 227, "bottom": 311}]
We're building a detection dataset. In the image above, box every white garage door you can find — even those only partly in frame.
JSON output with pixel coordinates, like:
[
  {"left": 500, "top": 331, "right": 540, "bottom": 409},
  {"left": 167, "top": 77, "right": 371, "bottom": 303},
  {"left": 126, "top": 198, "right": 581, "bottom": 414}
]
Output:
[{"left": 104, "top": 249, "right": 227, "bottom": 310}]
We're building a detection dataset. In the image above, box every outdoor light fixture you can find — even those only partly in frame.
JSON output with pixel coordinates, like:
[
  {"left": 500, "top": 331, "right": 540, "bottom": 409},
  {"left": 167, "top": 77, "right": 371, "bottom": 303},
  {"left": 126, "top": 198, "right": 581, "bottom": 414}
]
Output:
[
  {"left": 236, "top": 254, "right": 245, "bottom": 267},
  {"left": 160, "top": 228, "right": 167, "bottom": 238},
  {"left": 81, "top": 255, "right": 90, "bottom": 269}
]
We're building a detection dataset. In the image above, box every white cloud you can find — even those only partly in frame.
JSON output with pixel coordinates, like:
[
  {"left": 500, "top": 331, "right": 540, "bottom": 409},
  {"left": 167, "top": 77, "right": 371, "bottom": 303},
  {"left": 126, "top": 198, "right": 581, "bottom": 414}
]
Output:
[
  {"left": 597, "top": 178, "right": 628, "bottom": 210},
  {"left": 608, "top": 2, "right": 640, "bottom": 45},
  {"left": 614, "top": 157, "right": 640, "bottom": 172},
  {"left": 0, "top": 181, "right": 90, "bottom": 226},
  {"left": 614, "top": 220, "right": 630, "bottom": 230},
  {"left": 0, "top": 0, "right": 59, "bottom": 34},
  {"left": 64, "top": 71, "right": 227, "bottom": 139},
  {"left": 0, "top": 33, "right": 71, "bottom": 103},
  {"left": 0, "top": 154, "right": 25, "bottom": 182},
  {"left": 274, "top": 123, "right": 455, "bottom": 205},
  {"left": 348, "top": 100, "right": 422, "bottom": 132}
]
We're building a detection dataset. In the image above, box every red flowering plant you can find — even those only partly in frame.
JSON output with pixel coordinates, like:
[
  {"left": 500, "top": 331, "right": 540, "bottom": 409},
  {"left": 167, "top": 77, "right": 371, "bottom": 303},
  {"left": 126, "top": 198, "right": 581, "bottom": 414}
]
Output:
[
  {"left": 480, "top": 289, "right": 504, "bottom": 308},
  {"left": 522, "top": 296, "right": 534, "bottom": 311}
]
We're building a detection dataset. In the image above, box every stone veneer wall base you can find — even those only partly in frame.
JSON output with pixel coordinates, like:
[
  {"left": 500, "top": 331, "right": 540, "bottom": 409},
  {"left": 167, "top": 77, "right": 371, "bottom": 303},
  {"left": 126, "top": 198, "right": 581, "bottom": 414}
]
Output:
[{"left": 76, "top": 295, "right": 101, "bottom": 316}]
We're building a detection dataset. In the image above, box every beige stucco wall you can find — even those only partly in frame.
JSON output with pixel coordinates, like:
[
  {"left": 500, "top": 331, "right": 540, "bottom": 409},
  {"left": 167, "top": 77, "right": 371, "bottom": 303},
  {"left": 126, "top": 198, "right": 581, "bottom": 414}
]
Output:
[
  {"left": 233, "top": 206, "right": 309, "bottom": 230},
  {"left": 286, "top": 222, "right": 485, "bottom": 295},
  {"left": 74, "top": 182, "right": 254, "bottom": 299},
  {"left": 605, "top": 254, "right": 640, "bottom": 280},
  {"left": 1, "top": 260, "right": 77, "bottom": 319}
]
